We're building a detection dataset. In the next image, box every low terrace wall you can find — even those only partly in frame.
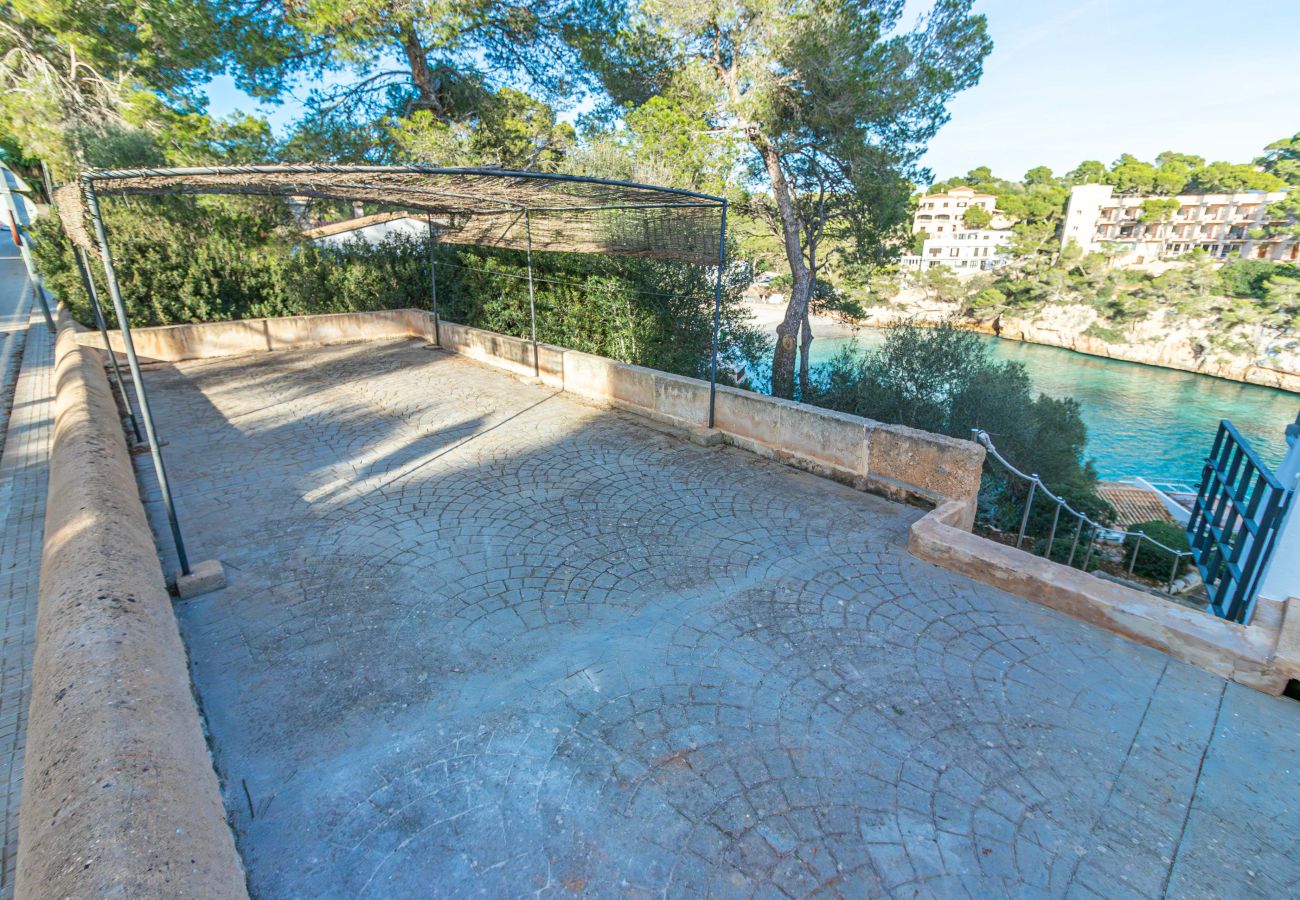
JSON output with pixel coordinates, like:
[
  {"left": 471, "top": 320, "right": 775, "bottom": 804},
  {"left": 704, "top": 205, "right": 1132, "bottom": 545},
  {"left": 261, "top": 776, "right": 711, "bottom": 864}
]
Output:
[
  {"left": 19, "top": 309, "right": 247, "bottom": 898},
  {"left": 436, "top": 319, "right": 985, "bottom": 521},
  {"left": 909, "top": 500, "right": 1300, "bottom": 694},
  {"left": 78, "top": 308, "right": 435, "bottom": 361},
  {"left": 79, "top": 310, "right": 986, "bottom": 521}
]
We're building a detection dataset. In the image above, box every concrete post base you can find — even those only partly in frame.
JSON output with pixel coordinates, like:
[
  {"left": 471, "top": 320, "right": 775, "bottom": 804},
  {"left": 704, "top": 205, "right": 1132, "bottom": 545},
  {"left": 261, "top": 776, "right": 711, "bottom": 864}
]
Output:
[{"left": 174, "top": 559, "right": 226, "bottom": 599}]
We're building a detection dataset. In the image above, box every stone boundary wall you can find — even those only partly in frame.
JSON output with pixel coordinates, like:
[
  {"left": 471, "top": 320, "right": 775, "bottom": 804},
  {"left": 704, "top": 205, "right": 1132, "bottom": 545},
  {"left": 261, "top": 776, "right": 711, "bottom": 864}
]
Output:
[
  {"left": 81, "top": 310, "right": 986, "bottom": 522},
  {"left": 909, "top": 500, "right": 1300, "bottom": 695},
  {"left": 437, "top": 320, "right": 986, "bottom": 522},
  {"left": 76, "top": 308, "right": 434, "bottom": 362},
  {"left": 18, "top": 308, "right": 247, "bottom": 898}
]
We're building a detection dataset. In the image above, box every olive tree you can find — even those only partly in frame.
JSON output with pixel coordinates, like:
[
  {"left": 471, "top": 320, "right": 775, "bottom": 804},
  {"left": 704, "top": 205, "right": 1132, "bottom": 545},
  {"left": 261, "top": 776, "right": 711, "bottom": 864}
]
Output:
[{"left": 595, "top": 0, "right": 991, "bottom": 397}]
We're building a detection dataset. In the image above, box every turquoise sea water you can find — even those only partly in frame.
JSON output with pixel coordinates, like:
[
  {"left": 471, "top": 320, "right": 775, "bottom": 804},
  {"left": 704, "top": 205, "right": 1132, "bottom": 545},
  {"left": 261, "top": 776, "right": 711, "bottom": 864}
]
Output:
[{"left": 802, "top": 332, "right": 1298, "bottom": 484}]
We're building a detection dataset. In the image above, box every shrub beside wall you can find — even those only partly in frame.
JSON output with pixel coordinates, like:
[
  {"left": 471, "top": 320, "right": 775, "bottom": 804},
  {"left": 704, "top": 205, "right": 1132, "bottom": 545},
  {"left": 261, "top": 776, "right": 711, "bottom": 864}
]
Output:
[{"left": 31, "top": 199, "right": 767, "bottom": 384}]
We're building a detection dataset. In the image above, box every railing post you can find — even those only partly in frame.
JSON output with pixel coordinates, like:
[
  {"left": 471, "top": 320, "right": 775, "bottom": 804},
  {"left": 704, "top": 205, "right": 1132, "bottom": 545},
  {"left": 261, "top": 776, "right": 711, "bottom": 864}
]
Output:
[
  {"left": 425, "top": 213, "right": 441, "bottom": 347},
  {"left": 1083, "top": 528, "right": 1098, "bottom": 571},
  {"left": 1127, "top": 531, "right": 1144, "bottom": 576},
  {"left": 1167, "top": 553, "right": 1181, "bottom": 594},
  {"left": 707, "top": 200, "right": 728, "bottom": 429},
  {"left": 72, "top": 244, "right": 143, "bottom": 442},
  {"left": 1046, "top": 499, "right": 1062, "bottom": 560},
  {"left": 1066, "top": 517, "right": 1083, "bottom": 568},
  {"left": 1016, "top": 475, "right": 1038, "bottom": 549}
]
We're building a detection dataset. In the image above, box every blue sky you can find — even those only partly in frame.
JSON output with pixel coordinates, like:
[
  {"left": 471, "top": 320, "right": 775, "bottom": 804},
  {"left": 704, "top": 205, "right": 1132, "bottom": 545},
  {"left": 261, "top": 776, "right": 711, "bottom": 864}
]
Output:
[
  {"left": 908, "top": 0, "right": 1300, "bottom": 182},
  {"left": 205, "top": 0, "right": 1300, "bottom": 183}
]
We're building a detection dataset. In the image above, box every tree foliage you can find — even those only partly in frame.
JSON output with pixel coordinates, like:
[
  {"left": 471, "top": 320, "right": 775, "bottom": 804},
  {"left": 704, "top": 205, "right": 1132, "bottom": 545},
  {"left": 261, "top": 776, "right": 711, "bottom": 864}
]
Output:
[
  {"left": 0, "top": 0, "right": 300, "bottom": 172},
  {"left": 1257, "top": 133, "right": 1300, "bottom": 186},
  {"left": 590, "top": 0, "right": 992, "bottom": 399},
  {"left": 961, "top": 204, "right": 992, "bottom": 228},
  {"left": 387, "top": 88, "right": 575, "bottom": 169},
  {"left": 274, "top": 0, "right": 613, "bottom": 127},
  {"left": 30, "top": 200, "right": 767, "bottom": 381},
  {"left": 804, "top": 320, "right": 1104, "bottom": 522}
]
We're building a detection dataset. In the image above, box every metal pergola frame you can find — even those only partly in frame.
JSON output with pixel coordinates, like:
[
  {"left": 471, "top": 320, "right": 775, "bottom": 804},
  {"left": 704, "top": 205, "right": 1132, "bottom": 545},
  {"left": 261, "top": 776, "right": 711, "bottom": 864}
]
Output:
[{"left": 61, "top": 165, "right": 730, "bottom": 576}]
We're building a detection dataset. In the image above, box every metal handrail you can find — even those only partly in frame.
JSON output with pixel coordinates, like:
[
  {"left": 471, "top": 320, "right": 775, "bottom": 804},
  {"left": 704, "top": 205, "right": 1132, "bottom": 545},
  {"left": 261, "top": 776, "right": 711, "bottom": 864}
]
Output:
[{"left": 972, "top": 430, "right": 1193, "bottom": 592}]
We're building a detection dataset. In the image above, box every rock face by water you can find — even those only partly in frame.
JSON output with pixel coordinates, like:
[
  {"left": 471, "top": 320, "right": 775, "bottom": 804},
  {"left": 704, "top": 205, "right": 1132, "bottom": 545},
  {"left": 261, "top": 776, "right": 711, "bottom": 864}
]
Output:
[{"left": 857, "top": 291, "right": 1300, "bottom": 393}]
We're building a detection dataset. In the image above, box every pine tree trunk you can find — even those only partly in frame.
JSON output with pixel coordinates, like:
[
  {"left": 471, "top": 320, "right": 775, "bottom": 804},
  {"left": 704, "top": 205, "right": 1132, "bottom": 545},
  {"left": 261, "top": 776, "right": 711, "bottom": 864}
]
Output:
[
  {"left": 400, "top": 24, "right": 443, "bottom": 115},
  {"left": 798, "top": 308, "right": 813, "bottom": 399},
  {"left": 757, "top": 142, "right": 812, "bottom": 399}
]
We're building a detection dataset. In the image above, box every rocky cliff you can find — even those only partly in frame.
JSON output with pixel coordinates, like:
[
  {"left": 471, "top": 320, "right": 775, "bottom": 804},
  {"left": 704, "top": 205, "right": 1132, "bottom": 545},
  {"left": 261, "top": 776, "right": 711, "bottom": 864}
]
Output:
[{"left": 855, "top": 291, "right": 1300, "bottom": 393}]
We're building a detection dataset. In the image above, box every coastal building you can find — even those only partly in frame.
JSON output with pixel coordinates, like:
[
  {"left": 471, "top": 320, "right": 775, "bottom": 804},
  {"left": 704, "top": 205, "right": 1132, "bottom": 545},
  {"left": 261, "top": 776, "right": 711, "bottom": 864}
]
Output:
[
  {"left": 301, "top": 211, "right": 446, "bottom": 248},
  {"left": 901, "top": 228, "right": 1013, "bottom": 274},
  {"left": 1061, "top": 183, "right": 1298, "bottom": 266},
  {"left": 911, "top": 186, "right": 1005, "bottom": 235},
  {"left": 905, "top": 186, "right": 1014, "bottom": 275}
]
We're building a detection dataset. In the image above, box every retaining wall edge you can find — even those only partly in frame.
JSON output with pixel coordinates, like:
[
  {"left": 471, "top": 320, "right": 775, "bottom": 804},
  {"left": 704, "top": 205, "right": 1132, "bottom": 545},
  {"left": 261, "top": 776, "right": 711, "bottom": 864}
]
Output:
[{"left": 17, "top": 307, "right": 247, "bottom": 898}]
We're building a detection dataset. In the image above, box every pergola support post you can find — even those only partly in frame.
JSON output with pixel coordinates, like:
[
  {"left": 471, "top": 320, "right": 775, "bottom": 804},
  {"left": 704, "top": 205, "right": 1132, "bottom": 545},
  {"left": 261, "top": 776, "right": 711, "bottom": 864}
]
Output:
[
  {"left": 84, "top": 183, "right": 192, "bottom": 577},
  {"left": 707, "top": 201, "right": 728, "bottom": 429},
  {"left": 425, "top": 214, "right": 441, "bottom": 347},
  {"left": 524, "top": 210, "right": 539, "bottom": 377},
  {"left": 72, "top": 244, "right": 142, "bottom": 442}
]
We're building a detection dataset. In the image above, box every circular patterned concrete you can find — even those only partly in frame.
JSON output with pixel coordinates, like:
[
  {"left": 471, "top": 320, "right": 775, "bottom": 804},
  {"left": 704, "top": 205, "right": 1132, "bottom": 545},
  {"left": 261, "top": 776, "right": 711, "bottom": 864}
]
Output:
[{"left": 138, "top": 338, "right": 1300, "bottom": 899}]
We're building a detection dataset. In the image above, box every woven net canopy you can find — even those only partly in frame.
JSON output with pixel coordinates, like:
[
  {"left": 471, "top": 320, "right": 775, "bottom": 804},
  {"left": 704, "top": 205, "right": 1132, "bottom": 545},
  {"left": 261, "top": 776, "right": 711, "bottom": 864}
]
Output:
[{"left": 55, "top": 164, "right": 727, "bottom": 265}]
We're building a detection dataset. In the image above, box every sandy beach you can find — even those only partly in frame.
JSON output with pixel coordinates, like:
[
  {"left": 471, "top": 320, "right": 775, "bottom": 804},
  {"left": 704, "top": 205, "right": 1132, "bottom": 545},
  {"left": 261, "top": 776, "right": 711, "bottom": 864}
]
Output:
[{"left": 742, "top": 299, "right": 864, "bottom": 339}]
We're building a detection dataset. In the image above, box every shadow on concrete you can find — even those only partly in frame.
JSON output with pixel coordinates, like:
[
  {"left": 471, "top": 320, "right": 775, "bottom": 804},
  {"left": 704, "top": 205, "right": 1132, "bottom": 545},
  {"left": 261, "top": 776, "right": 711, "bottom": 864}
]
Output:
[{"left": 126, "top": 336, "right": 1300, "bottom": 899}]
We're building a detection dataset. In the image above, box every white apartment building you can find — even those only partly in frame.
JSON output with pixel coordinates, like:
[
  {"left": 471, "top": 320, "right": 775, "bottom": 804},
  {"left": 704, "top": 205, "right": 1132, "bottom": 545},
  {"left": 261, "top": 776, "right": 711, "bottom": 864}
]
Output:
[
  {"left": 1061, "top": 184, "right": 1297, "bottom": 265},
  {"left": 904, "top": 186, "right": 1013, "bottom": 274},
  {"left": 911, "top": 186, "right": 1004, "bottom": 235},
  {"left": 901, "top": 229, "right": 1013, "bottom": 275}
]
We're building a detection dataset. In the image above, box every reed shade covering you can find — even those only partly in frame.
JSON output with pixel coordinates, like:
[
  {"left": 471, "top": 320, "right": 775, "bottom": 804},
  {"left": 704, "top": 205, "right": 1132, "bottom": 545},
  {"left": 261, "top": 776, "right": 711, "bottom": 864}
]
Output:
[{"left": 55, "top": 165, "right": 728, "bottom": 265}]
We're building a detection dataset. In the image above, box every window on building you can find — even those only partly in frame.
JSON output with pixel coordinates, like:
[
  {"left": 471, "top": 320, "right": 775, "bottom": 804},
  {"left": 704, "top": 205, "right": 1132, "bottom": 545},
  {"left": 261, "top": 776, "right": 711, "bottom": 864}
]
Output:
[{"left": 950, "top": 248, "right": 960, "bottom": 257}]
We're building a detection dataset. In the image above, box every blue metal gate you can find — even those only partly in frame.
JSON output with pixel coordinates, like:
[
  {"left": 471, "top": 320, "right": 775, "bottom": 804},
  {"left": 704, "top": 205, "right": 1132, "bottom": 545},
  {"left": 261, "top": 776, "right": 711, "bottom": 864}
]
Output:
[{"left": 1187, "top": 421, "right": 1294, "bottom": 623}]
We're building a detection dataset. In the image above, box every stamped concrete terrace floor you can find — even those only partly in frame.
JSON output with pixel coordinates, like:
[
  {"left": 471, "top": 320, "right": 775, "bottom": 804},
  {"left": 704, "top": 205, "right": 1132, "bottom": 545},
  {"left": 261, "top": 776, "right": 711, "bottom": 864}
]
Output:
[{"left": 140, "top": 338, "right": 1300, "bottom": 898}]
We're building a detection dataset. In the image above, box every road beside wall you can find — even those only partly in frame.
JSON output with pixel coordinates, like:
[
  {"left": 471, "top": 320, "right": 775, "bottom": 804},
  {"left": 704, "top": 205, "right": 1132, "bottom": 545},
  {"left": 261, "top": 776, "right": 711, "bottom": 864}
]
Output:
[{"left": 0, "top": 251, "right": 52, "bottom": 899}]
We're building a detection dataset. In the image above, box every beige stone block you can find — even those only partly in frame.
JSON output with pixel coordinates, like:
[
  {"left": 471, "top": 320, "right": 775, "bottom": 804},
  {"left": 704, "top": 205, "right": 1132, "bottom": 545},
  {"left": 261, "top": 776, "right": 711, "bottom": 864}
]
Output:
[
  {"left": 653, "top": 371, "right": 710, "bottom": 428},
  {"left": 777, "top": 401, "right": 868, "bottom": 476},
  {"left": 869, "top": 423, "right": 984, "bottom": 509}
]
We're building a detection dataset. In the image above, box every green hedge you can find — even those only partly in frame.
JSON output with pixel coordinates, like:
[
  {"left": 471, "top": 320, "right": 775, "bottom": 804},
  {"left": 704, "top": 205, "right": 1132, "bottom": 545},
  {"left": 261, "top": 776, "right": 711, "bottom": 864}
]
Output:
[{"left": 30, "top": 198, "right": 767, "bottom": 384}]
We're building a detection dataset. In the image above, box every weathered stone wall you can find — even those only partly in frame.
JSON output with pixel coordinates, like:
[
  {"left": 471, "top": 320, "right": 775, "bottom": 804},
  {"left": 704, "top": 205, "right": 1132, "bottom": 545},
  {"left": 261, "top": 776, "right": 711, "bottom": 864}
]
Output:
[
  {"left": 76, "top": 308, "right": 434, "bottom": 361},
  {"left": 436, "top": 320, "right": 985, "bottom": 521},
  {"left": 92, "top": 312, "right": 986, "bottom": 523},
  {"left": 909, "top": 499, "right": 1300, "bottom": 694},
  {"left": 17, "top": 309, "right": 247, "bottom": 898}
]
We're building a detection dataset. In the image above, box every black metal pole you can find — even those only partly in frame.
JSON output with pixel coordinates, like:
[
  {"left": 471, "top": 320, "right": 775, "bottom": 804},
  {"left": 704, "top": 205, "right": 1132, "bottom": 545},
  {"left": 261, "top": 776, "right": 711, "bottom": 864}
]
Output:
[
  {"left": 425, "top": 214, "right": 441, "bottom": 347},
  {"left": 73, "top": 245, "right": 142, "bottom": 442},
  {"left": 707, "top": 201, "right": 728, "bottom": 429},
  {"left": 524, "top": 209, "right": 539, "bottom": 377},
  {"left": 85, "top": 184, "right": 191, "bottom": 575}
]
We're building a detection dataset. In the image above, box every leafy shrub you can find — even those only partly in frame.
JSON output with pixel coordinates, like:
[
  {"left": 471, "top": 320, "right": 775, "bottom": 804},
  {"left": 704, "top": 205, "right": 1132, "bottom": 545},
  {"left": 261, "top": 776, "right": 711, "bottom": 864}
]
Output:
[
  {"left": 1035, "top": 531, "right": 1100, "bottom": 571},
  {"left": 1218, "top": 259, "right": 1300, "bottom": 298},
  {"left": 30, "top": 200, "right": 769, "bottom": 384},
  {"left": 966, "top": 286, "right": 1007, "bottom": 316},
  {"left": 1122, "top": 519, "right": 1191, "bottom": 581},
  {"left": 803, "top": 319, "right": 1109, "bottom": 525}
]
